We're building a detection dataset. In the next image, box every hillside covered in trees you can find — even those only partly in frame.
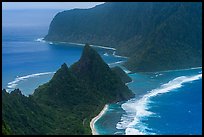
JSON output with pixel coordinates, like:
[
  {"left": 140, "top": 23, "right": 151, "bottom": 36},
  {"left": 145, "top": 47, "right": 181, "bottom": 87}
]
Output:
[
  {"left": 45, "top": 2, "right": 202, "bottom": 72},
  {"left": 2, "top": 44, "right": 134, "bottom": 135}
]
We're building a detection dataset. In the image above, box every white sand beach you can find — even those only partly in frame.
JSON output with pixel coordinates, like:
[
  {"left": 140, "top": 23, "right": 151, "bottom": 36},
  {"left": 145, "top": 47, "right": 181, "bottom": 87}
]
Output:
[{"left": 90, "top": 104, "right": 108, "bottom": 135}]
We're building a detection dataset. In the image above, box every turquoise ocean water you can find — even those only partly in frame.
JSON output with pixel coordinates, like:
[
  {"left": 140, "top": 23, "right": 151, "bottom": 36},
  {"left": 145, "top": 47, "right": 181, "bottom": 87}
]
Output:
[{"left": 2, "top": 9, "right": 202, "bottom": 135}]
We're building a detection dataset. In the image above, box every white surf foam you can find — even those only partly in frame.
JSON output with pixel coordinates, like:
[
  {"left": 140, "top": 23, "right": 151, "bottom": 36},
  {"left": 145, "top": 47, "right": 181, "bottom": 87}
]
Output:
[
  {"left": 68, "top": 42, "right": 84, "bottom": 46},
  {"left": 108, "top": 61, "right": 125, "bottom": 66},
  {"left": 116, "top": 73, "right": 202, "bottom": 135},
  {"left": 124, "top": 70, "right": 131, "bottom": 74},
  {"left": 69, "top": 43, "right": 116, "bottom": 50},
  {"left": 125, "top": 80, "right": 134, "bottom": 85},
  {"left": 7, "top": 72, "right": 55, "bottom": 89},
  {"left": 91, "top": 45, "right": 116, "bottom": 50},
  {"left": 60, "top": 41, "right": 116, "bottom": 50},
  {"left": 103, "top": 52, "right": 109, "bottom": 56},
  {"left": 113, "top": 51, "right": 129, "bottom": 59},
  {"left": 35, "top": 38, "right": 46, "bottom": 43},
  {"left": 199, "top": 71, "right": 202, "bottom": 74},
  {"left": 36, "top": 37, "right": 117, "bottom": 51},
  {"left": 114, "top": 131, "right": 123, "bottom": 135},
  {"left": 125, "top": 128, "right": 145, "bottom": 135},
  {"left": 156, "top": 67, "right": 202, "bottom": 73}
]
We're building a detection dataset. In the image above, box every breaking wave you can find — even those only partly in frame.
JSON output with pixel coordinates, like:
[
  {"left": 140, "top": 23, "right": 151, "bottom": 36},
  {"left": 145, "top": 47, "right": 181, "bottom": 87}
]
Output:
[
  {"left": 116, "top": 73, "right": 202, "bottom": 135},
  {"left": 7, "top": 72, "right": 55, "bottom": 90}
]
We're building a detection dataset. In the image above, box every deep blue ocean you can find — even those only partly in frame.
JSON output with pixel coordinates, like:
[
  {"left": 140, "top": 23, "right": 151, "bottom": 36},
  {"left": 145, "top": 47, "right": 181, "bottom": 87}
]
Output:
[
  {"left": 2, "top": 9, "right": 202, "bottom": 135},
  {"left": 2, "top": 9, "right": 127, "bottom": 95},
  {"left": 95, "top": 68, "right": 202, "bottom": 135}
]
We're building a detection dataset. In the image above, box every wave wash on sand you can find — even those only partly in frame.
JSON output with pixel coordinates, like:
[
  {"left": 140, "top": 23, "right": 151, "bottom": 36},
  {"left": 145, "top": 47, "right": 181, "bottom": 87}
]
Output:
[
  {"left": 116, "top": 73, "right": 202, "bottom": 135},
  {"left": 90, "top": 105, "right": 109, "bottom": 135}
]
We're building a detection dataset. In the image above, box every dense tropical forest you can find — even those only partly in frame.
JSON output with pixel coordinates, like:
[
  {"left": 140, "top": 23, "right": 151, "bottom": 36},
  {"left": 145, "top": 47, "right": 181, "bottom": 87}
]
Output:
[
  {"left": 45, "top": 2, "right": 202, "bottom": 72},
  {"left": 2, "top": 44, "right": 134, "bottom": 135}
]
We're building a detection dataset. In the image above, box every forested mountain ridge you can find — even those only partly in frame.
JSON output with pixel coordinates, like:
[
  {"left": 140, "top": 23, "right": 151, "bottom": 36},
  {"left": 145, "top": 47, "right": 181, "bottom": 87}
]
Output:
[
  {"left": 45, "top": 2, "right": 202, "bottom": 72},
  {"left": 111, "top": 66, "right": 132, "bottom": 83},
  {"left": 2, "top": 45, "right": 134, "bottom": 135}
]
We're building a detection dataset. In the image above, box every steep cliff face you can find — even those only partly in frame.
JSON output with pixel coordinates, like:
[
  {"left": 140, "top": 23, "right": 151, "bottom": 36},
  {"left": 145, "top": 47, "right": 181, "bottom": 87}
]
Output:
[
  {"left": 45, "top": 2, "right": 202, "bottom": 72},
  {"left": 2, "top": 45, "right": 134, "bottom": 135},
  {"left": 111, "top": 66, "right": 132, "bottom": 84},
  {"left": 70, "top": 44, "right": 134, "bottom": 102}
]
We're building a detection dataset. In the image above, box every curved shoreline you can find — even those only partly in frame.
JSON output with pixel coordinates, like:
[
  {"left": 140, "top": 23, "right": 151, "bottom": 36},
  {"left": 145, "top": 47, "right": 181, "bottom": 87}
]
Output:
[
  {"left": 90, "top": 104, "right": 108, "bottom": 135},
  {"left": 37, "top": 38, "right": 117, "bottom": 51},
  {"left": 37, "top": 38, "right": 202, "bottom": 74}
]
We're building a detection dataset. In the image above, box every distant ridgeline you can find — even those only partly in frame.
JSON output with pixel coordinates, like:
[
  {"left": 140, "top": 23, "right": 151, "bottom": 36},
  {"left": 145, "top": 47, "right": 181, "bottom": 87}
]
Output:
[
  {"left": 45, "top": 2, "right": 202, "bottom": 72},
  {"left": 2, "top": 44, "right": 134, "bottom": 135}
]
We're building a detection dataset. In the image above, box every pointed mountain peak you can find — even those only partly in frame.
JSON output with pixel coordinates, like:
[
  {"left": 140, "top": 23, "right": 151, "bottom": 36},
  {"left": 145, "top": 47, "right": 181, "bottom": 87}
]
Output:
[
  {"left": 80, "top": 43, "right": 101, "bottom": 61},
  {"left": 61, "top": 63, "right": 69, "bottom": 70},
  {"left": 10, "top": 89, "right": 23, "bottom": 96},
  {"left": 51, "top": 63, "right": 75, "bottom": 83},
  {"left": 70, "top": 43, "right": 110, "bottom": 77},
  {"left": 2, "top": 89, "right": 9, "bottom": 96},
  {"left": 57, "top": 63, "right": 69, "bottom": 73},
  {"left": 2, "top": 89, "right": 7, "bottom": 93},
  {"left": 84, "top": 43, "right": 91, "bottom": 49}
]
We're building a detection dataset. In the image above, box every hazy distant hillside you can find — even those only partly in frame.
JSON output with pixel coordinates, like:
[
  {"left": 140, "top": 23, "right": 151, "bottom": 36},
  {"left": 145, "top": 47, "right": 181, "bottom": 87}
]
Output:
[{"left": 45, "top": 2, "right": 202, "bottom": 72}]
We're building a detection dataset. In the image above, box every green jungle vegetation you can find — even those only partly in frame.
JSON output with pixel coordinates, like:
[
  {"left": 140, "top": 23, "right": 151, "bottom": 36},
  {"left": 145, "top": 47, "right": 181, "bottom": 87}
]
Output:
[
  {"left": 45, "top": 2, "right": 202, "bottom": 72},
  {"left": 2, "top": 44, "right": 134, "bottom": 135},
  {"left": 111, "top": 66, "right": 132, "bottom": 83}
]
